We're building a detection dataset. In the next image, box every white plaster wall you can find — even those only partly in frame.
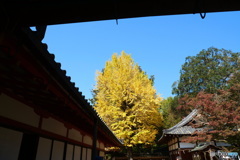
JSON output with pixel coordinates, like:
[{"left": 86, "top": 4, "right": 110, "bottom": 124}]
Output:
[
  {"left": 99, "top": 142, "right": 105, "bottom": 150},
  {"left": 66, "top": 144, "right": 74, "bottom": 160},
  {"left": 36, "top": 137, "right": 52, "bottom": 160},
  {"left": 87, "top": 148, "right": 92, "bottom": 160},
  {"left": 179, "top": 142, "right": 195, "bottom": 148},
  {"left": 74, "top": 146, "right": 81, "bottom": 160},
  {"left": 42, "top": 117, "right": 67, "bottom": 136},
  {"left": 83, "top": 135, "right": 92, "bottom": 145},
  {"left": 82, "top": 148, "right": 86, "bottom": 160},
  {"left": 0, "top": 93, "right": 40, "bottom": 127},
  {"left": 51, "top": 140, "right": 64, "bottom": 160},
  {"left": 68, "top": 128, "right": 82, "bottom": 142},
  {"left": 0, "top": 127, "right": 23, "bottom": 160}
]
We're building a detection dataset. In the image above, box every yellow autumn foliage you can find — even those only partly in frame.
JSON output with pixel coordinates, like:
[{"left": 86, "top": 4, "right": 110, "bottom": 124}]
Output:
[{"left": 93, "top": 51, "right": 163, "bottom": 146}]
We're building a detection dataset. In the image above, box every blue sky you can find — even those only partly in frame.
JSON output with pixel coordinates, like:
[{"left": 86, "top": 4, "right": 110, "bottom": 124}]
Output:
[{"left": 42, "top": 11, "right": 240, "bottom": 101}]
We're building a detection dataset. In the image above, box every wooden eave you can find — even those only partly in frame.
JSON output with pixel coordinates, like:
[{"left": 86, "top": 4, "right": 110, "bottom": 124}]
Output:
[
  {"left": 0, "top": 27, "right": 122, "bottom": 147},
  {"left": 1, "top": 0, "right": 240, "bottom": 26}
]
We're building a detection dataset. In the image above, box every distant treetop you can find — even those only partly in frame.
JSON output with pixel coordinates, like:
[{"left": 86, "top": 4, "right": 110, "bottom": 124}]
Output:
[{"left": 172, "top": 47, "right": 240, "bottom": 97}]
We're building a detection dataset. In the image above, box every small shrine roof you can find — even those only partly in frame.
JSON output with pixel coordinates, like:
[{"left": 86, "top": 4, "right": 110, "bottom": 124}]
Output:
[
  {"left": 163, "top": 109, "right": 198, "bottom": 135},
  {"left": 158, "top": 109, "right": 198, "bottom": 143}
]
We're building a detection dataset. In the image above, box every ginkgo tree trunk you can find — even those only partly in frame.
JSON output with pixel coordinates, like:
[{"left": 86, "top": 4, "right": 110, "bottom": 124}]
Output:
[{"left": 92, "top": 51, "right": 163, "bottom": 159}]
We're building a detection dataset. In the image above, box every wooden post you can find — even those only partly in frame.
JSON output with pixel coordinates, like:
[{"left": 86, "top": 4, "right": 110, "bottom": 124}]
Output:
[{"left": 92, "top": 118, "right": 98, "bottom": 160}]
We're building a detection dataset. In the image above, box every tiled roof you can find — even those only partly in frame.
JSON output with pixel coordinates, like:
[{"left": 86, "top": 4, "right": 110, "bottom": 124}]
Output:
[
  {"left": 163, "top": 109, "right": 198, "bottom": 135},
  {"left": 158, "top": 109, "right": 198, "bottom": 143},
  {"left": 165, "top": 126, "right": 196, "bottom": 135}
]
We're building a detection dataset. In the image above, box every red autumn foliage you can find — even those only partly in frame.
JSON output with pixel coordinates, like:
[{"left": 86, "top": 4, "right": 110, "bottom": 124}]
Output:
[{"left": 178, "top": 84, "right": 240, "bottom": 147}]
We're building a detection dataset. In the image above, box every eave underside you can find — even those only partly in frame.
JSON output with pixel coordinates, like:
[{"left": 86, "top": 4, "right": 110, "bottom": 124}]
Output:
[
  {"left": 0, "top": 28, "right": 122, "bottom": 147},
  {"left": 1, "top": 0, "right": 240, "bottom": 26}
]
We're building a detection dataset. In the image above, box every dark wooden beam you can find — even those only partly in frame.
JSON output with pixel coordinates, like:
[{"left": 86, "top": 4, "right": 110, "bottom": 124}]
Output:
[{"left": 1, "top": 0, "right": 240, "bottom": 26}]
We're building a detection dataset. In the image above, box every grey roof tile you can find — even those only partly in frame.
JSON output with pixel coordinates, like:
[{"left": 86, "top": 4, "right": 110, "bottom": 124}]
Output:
[{"left": 163, "top": 109, "right": 198, "bottom": 135}]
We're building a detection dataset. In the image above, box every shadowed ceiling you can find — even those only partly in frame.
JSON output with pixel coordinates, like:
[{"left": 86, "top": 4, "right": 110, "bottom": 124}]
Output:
[{"left": 1, "top": 0, "right": 240, "bottom": 26}]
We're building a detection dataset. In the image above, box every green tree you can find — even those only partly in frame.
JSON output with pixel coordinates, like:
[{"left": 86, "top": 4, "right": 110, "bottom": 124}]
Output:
[
  {"left": 172, "top": 47, "right": 240, "bottom": 97},
  {"left": 92, "top": 51, "right": 163, "bottom": 156},
  {"left": 160, "top": 97, "right": 184, "bottom": 129}
]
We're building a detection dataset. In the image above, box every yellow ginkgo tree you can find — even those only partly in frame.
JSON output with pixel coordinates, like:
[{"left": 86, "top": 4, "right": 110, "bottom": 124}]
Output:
[{"left": 92, "top": 51, "right": 163, "bottom": 156}]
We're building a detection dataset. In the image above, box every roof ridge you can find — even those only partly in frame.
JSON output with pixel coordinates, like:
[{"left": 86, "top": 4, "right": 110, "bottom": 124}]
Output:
[{"left": 164, "top": 109, "right": 198, "bottom": 133}]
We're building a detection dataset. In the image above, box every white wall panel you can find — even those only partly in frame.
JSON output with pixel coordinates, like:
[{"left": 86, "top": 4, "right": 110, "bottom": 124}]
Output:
[
  {"left": 0, "top": 94, "right": 40, "bottom": 127},
  {"left": 68, "top": 128, "right": 82, "bottom": 142},
  {"left": 36, "top": 137, "right": 52, "bottom": 160},
  {"left": 42, "top": 117, "right": 67, "bottom": 136},
  {"left": 82, "top": 148, "right": 86, "bottom": 160},
  {"left": 74, "top": 146, "right": 81, "bottom": 160},
  {"left": 66, "top": 144, "right": 74, "bottom": 160},
  {"left": 51, "top": 140, "right": 65, "bottom": 160},
  {"left": 87, "top": 148, "right": 92, "bottom": 160},
  {"left": 0, "top": 127, "right": 23, "bottom": 160},
  {"left": 83, "top": 135, "right": 92, "bottom": 145},
  {"left": 99, "top": 142, "right": 104, "bottom": 149},
  {"left": 179, "top": 142, "right": 195, "bottom": 148}
]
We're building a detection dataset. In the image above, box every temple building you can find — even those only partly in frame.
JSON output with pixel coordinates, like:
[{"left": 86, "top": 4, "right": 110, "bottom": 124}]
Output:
[
  {"left": 158, "top": 109, "right": 231, "bottom": 160},
  {"left": 1, "top": 1, "right": 239, "bottom": 160},
  {"left": 0, "top": 27, "right": 122, "bottom": 160},
  {"left": 158, "top": 109, "right": 199, "bottom": 160}
]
